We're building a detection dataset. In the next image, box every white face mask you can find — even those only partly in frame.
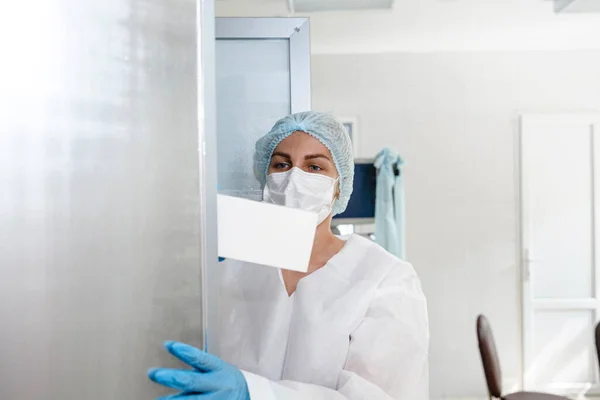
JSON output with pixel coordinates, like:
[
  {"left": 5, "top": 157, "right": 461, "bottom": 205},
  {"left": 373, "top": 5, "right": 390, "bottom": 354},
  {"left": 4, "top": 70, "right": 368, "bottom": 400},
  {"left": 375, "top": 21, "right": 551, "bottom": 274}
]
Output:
[{"left": 263, "top": 167, "right": 338, "bottom": 225}]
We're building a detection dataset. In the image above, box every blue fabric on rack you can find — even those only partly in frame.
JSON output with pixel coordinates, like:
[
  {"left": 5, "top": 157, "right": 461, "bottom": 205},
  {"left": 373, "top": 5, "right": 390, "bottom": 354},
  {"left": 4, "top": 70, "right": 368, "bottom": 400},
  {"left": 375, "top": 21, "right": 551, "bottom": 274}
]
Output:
[{"left": 374, "top": 148, "right": 405, "bottom": 259}]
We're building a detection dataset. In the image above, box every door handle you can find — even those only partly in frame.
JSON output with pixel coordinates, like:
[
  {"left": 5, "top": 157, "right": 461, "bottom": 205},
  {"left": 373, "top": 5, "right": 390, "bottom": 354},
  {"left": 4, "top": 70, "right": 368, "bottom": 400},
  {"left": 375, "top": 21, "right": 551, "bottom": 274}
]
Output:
[{"left": 522, "top": 249, "right": 540, "bottom": 281}]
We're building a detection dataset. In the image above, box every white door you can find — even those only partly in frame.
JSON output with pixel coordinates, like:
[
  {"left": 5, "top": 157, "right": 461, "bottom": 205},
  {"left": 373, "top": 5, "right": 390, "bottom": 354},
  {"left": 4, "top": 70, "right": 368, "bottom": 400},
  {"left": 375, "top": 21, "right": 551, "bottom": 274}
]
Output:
[{"left": 521, "top": 114, "right": 600, "bottom": 396}]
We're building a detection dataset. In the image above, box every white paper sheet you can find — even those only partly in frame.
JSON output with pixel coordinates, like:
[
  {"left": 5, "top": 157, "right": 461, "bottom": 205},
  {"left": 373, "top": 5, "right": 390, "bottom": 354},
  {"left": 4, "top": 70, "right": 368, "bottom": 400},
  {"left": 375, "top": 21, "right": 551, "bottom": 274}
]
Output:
[{"left": 217, "top": 194, "right": 317, "bottom": 272}]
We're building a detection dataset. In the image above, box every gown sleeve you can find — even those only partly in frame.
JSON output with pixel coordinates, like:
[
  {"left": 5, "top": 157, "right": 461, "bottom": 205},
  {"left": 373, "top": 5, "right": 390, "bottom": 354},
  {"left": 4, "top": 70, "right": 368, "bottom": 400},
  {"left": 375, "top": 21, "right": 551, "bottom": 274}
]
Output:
[{"left": 240, "top": 262, "right": 430, "bottom": 400}]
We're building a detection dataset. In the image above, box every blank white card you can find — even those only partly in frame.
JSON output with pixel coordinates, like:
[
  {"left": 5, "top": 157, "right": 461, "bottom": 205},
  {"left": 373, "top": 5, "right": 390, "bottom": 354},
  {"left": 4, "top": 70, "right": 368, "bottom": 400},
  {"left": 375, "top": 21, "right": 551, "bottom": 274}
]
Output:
[{"left": 217, "top": 194, "right": 317, "bottom": 272}]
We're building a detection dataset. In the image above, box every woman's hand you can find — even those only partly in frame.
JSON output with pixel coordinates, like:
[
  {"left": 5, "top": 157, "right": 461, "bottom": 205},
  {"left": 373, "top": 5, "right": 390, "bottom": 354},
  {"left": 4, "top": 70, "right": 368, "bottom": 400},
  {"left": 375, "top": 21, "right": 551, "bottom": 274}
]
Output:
[{"left": 148, "top": 341, "right": 250, "bottom": 400}]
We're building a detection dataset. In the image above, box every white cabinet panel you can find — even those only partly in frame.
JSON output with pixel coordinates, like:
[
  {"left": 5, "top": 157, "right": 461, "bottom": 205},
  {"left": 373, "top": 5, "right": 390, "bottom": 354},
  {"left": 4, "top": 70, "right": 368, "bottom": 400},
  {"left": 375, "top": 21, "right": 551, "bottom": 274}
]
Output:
[
  {"left": 532, "top": 311, "right": 595, "bottom": 385},
  {"left": 525, "top": 122, "right": 594, "bottom": 299}
]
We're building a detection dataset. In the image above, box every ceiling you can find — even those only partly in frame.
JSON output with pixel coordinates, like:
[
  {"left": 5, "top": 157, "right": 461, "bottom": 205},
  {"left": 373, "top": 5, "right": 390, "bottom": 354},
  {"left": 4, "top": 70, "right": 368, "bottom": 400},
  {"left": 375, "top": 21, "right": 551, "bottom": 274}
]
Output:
[
  {"left": 215, "top": 0, "right": 600, "bottom": 53},
  {"left": 556, "top": 0, "right": 600, "bottom": 12}
]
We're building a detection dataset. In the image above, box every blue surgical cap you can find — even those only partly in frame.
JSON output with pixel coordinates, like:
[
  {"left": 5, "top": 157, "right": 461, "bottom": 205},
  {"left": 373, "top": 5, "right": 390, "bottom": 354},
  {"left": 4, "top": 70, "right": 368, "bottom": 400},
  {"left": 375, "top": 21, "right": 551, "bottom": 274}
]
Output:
[{"left": 254, "top": 111, "right": 355, "bottom": 215}]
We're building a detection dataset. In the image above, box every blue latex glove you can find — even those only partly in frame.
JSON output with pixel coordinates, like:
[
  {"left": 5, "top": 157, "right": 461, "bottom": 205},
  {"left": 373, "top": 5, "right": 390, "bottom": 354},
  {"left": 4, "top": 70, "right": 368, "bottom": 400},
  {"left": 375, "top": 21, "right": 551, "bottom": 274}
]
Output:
[{"left": 148, "top": 341, "right": 250, "bottom": 400}]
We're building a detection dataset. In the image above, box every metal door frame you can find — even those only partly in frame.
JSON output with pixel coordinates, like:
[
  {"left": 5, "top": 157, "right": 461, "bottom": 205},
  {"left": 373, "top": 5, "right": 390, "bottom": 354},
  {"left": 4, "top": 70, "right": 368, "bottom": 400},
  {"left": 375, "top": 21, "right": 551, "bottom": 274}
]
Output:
[
  {"left": 205, "top": 18, "right": 312, "bottom": 354},
  {"left": 199, "top": 0, "right": 218, "bottom": 351}
]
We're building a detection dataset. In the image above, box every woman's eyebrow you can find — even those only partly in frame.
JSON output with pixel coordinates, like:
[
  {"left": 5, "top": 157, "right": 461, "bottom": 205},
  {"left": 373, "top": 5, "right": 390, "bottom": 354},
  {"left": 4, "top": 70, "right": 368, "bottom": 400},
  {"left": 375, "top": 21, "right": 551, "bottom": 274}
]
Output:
[
  {"left": 272, "top": 151, "right": 291, "bottom": 160},
  {"left": 305, "top": 154, "right": 332, "bottom": 162}
]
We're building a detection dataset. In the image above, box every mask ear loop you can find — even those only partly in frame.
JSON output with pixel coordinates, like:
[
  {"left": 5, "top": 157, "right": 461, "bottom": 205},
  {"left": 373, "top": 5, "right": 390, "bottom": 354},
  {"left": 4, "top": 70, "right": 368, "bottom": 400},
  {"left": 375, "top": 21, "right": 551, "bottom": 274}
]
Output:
[
  {"left": 319, "top": 176, "right": 340, "bottom": 216},
  {"left": 332, "top": 176, "right": 340, "bottom": 204}
]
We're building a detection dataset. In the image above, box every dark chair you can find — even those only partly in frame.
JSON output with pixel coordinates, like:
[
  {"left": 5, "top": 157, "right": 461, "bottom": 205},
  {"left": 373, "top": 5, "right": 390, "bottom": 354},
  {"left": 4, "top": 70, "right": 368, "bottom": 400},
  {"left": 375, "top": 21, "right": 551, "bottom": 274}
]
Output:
[{"left": 476, "top": 315, "right": 569, "bottom": 400}]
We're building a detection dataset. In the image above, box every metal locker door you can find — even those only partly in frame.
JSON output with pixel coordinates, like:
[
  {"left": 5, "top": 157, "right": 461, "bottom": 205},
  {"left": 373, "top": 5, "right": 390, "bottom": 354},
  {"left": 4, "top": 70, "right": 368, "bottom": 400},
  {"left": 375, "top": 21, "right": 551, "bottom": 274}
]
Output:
[{"left": 0, "top": 0, "right": 217, "bottom": 398}]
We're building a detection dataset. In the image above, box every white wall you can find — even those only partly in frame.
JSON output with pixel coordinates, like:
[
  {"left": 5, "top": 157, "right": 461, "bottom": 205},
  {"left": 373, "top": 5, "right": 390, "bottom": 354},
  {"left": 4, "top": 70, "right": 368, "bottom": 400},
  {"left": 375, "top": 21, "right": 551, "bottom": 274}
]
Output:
[{"left": 311, "top": 50, "right": 600, "bottom": 398}]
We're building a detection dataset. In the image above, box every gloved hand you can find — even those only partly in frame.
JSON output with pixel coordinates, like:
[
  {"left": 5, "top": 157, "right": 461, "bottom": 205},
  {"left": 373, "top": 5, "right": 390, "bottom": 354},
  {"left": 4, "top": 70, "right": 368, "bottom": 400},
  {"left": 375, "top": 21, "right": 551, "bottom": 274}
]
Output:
[{"left": 148, "top": 341, "right": 250, "bottom": 400}]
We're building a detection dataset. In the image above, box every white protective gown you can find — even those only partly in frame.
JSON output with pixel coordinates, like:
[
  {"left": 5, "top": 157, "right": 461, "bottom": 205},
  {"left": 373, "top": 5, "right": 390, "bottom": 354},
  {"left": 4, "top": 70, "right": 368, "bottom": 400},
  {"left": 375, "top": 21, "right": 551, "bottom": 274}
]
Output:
[{"left": 217, "top": 234, "right": 429, "bottom": 400}]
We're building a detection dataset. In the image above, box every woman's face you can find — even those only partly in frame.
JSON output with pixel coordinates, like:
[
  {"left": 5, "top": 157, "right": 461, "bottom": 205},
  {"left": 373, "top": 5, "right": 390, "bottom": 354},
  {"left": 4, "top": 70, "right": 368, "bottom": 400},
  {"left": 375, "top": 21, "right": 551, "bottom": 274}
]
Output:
[{"left": 268, "top": 131, "right": 338, "bottom": 181}]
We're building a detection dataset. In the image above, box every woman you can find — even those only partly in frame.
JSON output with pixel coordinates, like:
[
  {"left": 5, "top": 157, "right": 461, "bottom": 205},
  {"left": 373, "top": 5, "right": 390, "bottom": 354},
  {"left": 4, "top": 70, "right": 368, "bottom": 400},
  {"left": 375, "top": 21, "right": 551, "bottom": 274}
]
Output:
[{"left": 148, "top": 112, "right": 429, "bottom": 399}]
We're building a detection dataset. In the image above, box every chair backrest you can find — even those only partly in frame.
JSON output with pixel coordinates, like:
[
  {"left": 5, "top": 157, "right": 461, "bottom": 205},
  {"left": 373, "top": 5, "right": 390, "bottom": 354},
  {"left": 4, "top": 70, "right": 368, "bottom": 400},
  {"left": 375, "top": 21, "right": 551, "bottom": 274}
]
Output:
[
  {"left": 595, "top": 322, "right": 600, "bottom": 372},
  {"left": 477, "top": 314, "right": 502, "bottom": 399}
]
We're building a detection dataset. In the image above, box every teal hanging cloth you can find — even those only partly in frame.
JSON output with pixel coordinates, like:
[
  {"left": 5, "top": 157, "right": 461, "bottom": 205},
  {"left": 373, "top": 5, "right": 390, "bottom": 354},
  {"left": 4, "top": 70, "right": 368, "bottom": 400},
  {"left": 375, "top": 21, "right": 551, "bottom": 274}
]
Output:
[{"left": 374, "top": 148, "right": 406, "bottom": 259}]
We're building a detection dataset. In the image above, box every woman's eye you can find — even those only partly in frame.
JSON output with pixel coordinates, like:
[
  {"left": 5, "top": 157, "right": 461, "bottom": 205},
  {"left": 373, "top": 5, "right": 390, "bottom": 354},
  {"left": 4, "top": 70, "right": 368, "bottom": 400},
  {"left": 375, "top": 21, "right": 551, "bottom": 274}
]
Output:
[
  {"left": 274, "top": 162, "right": 290, "bottom": 169},
  {"left": 309, "top": 165, "right": 323, "bottom": 172}
]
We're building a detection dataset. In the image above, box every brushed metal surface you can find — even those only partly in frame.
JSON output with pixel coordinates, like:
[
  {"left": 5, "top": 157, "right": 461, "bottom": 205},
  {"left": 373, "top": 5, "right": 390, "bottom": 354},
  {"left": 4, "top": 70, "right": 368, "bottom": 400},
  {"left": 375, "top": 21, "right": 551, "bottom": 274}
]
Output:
[{"left": 0, "top": 0, "right": 207, "bottom": 398}]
